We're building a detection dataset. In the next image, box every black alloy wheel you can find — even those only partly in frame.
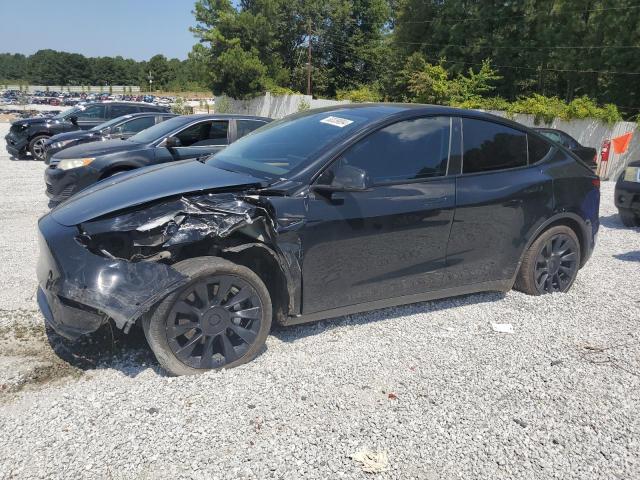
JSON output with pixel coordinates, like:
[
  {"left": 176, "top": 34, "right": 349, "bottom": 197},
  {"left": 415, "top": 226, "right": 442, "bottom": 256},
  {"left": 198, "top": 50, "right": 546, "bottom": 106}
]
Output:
[
  {"left": 166, "top": 275, "right": 263, "bottom": 369},
  {"left": 533, "top": 233, "right": 579, "bottom": 293},
  {"left": 29, "top": 135, "right": 49, "bottom": 161},
  {"left": 514, "top": 225, "right": 581, "bottom": 296},
  {"left": 144, "top": 257, "right": 272, "bottom": 376}
]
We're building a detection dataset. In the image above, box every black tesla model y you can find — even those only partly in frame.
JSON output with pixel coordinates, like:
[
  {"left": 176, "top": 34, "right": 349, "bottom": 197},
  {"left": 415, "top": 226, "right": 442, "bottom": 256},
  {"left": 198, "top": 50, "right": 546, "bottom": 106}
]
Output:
[{"left": 36, "top": 104, "right": 600, "bottom": 375}]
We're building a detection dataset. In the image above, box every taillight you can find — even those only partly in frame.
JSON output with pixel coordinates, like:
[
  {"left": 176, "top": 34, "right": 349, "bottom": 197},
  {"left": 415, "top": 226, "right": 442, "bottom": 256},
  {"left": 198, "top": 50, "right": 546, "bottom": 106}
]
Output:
[{"left": 600, "top": 140, "right": 611, "bottom": 163}]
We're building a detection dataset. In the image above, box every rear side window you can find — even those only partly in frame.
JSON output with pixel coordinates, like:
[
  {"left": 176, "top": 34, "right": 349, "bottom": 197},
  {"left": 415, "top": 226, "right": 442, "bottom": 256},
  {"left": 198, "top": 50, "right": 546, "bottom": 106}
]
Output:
[
  {"left": 110, "top": 104, "right": 139, "bottom": 117},
  {"left": 237, "top": 120, "right": 266, "bottom": 139},
  {"left": 175, "top": 120, "right": 229, "bottom": 147},
  {"left": 462, "top": 119, "right": 527, "bottom": 174},
  {"left": 335, "top": 116, "right": 451, "bottom": 184},
  {"left": 120, "top": 116, "right": 155, "bottom": 134},
  {"left": 528, "top": 134, "right": 554, "bottom": 163}
]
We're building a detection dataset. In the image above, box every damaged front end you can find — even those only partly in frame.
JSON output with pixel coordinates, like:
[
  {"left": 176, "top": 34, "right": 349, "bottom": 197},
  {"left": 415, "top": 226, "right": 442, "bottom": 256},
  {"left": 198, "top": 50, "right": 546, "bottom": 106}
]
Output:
[{"left": 37, "top": 193, "right": 303, "bottom": 340}]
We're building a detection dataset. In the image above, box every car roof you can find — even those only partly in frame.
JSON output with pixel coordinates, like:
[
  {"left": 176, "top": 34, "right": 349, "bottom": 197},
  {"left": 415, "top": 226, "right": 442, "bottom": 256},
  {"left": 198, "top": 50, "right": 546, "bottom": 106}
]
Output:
[
  {"left": 177, "top": 114, "right": 273, "bottom": 122},
  {"left": 289, "top": 103, "right": 539, "bottom": 131}
]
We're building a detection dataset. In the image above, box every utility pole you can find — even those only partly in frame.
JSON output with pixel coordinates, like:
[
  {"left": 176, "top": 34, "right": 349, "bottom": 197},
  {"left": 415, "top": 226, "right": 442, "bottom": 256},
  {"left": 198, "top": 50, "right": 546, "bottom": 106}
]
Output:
[
  {"left": 306, "top": 19, "right": 312, "bottom": 96},
  {"left": 148, "top": 71, "right": 154, "bottom": 92}
]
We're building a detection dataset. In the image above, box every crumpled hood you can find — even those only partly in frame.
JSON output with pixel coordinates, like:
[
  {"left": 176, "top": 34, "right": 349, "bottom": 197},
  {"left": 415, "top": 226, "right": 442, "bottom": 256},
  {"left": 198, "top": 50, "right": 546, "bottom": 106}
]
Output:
[
  {"left": 11, "top": 117, "right": 50, "bottom": 126},
  {"left": 51, "top": 159, "right": 266, "bottom": 226},
  {"left": 51, "top": 139, "right": 139, "bottom": 160}
]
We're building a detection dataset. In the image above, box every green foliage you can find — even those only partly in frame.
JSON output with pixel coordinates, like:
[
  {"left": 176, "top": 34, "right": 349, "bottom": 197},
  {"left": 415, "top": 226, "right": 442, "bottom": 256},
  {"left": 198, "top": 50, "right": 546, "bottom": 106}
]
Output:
[
  {"left": 0, "top": 50, "right": 208, "bottom": 91},
  {"left": 401, "top": 54, "right": 501, "bottom": 105},
  {"left": 336, "top": 86, "right": 381, "bottom": 103},
  {"left": 298, "top": 98, "right": 310, "bottom": 111},
  {"left": 214, "top": 96, "right": 232, "bottom": 114},
  {"left": 171, "top": 97, "right": 194, "bottom": 114},
  {"left": 453, "top": 94, "right": 622, "bottom": 124}
]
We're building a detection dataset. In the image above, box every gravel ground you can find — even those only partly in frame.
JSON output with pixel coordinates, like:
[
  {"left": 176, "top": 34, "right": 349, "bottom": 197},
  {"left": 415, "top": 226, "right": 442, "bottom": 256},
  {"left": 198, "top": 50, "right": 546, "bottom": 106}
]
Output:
[{"left": 0, "top": 120, "right": 639, "bottom": 479}]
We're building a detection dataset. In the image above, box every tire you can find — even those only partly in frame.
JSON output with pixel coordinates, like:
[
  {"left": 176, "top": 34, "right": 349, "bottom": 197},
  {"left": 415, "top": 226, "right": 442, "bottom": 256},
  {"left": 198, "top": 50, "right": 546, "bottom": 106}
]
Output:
[
  {"left": 28, "top": 135, "right": 49, "bottom": 161},
  {"left": 515, "top": 225, "right": 581, "bottom": 295},
  {"left": 619, "top": 209, "right": 640, "bottom": 228},
  {"left": 143, "top": 257, "right": 272, "bottom": 376}
]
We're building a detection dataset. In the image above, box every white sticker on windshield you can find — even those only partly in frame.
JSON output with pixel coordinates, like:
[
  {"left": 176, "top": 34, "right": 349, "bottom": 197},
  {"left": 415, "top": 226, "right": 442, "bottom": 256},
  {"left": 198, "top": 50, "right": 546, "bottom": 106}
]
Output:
[{"left": 320, "top": 116, "right": 353, "bottom": 128}]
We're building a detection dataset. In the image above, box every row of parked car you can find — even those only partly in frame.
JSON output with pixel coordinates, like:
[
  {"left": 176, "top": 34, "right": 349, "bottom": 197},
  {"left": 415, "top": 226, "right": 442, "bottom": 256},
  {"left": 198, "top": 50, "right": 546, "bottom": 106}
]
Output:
[
  {"left": 3, "top": 102, "right": 638, "bottom": 376},
  {"left": 1, "top": 89, "right": 174, "bottom": 107}
]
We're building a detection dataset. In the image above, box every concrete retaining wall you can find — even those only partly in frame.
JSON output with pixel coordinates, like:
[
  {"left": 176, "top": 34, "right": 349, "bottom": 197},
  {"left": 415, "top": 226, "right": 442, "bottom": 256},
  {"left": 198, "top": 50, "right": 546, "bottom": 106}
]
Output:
[{"left": 215, "top": 93, "right": 349, "bottom": 119}]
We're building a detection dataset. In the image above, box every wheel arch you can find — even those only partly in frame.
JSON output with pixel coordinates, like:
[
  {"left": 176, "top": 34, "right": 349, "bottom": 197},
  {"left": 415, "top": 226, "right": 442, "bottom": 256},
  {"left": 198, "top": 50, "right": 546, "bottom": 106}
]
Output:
[
  {"left": 98, "top": 163, "right": 138, "bottom": 180},
  {"left": 517, "top": 212, "right": 591, "bottom": 277}
]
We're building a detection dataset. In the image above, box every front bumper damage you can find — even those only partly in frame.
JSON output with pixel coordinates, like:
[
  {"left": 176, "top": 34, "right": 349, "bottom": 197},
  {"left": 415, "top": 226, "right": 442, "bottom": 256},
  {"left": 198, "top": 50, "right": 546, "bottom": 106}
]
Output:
[{"left": 37, "top": 193, "right": 303, "bottom": 339}]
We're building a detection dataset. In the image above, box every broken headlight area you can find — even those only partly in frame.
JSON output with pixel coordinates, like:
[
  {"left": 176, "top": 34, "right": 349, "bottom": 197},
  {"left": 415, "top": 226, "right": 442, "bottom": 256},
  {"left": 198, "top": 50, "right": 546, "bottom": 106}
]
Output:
[{"left": 77, "top": 193, "right": 273, "bottom": 262}]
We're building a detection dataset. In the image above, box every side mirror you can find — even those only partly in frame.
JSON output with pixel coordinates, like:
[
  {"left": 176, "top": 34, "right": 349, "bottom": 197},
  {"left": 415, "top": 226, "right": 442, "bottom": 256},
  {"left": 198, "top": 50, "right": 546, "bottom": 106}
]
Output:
[
  {"left": 313, "top": 165, "right": 371, "bottom": 194},
  {"left": 69, "top": 115, "right": 78, "bottom": 125},
  {"left": 165, "top": 136, "right": 182, "bottom": 148}
]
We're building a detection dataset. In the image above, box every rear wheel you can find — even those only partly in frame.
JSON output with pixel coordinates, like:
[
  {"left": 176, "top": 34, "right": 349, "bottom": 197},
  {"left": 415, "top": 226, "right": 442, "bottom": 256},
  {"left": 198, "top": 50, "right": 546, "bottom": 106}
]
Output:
[
  {"left": 28, "top": 135, "right": 49, "bottom": 161},
  {"left": 515, "top": 226, "right": 581, "bottom": 295},
  {"left": 143, "top": 257, "right": 272, "bottom": 376},
  {"left": 619, "top": 208, "right": 640, "bottom": 228}
]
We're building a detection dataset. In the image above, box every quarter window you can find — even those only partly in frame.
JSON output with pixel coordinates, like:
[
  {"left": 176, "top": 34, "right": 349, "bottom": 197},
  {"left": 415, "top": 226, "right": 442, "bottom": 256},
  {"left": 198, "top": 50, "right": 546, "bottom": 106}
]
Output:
[
  {"left": 528, "top": 134, "right": 554, "bottom": 163},
  {"left": 330, "top": 116, "right": 451, "bottom": 184},
  {"left": 175, "top": 120, "right": 229, "bottom": 147},
  {"left": 462, "top": 119, "right": 528, "bottom": 174}
]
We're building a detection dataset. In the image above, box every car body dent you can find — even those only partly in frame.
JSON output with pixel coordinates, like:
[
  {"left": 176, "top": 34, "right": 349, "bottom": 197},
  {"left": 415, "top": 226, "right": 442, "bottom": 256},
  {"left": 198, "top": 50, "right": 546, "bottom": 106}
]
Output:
[{"left": 39, "top": 190, "right": 304, "bottom": 338}]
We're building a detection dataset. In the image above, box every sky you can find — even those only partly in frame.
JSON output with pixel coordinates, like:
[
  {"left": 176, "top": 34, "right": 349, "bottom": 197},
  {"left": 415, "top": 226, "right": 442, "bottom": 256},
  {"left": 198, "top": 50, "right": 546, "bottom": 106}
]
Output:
[{"left": 0, "top": 0, "right": 199, "bottom": 61}]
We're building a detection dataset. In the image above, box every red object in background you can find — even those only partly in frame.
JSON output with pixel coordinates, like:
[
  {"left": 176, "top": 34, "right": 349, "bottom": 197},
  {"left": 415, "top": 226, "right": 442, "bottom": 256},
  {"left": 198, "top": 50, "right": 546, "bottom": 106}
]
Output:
[
  {"left": 600, "top": 139, "right": 611, "bottom": 162},
  {"left": 612, "top": 132, "right": 633, "bottom": 154}
]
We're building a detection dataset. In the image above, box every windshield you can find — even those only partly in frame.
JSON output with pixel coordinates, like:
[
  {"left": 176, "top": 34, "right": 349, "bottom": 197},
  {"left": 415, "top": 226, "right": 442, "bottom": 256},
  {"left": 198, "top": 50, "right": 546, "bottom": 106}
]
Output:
[
  {"left": 128, "top": 115, "right": 189, "bottom": 143},
  {"left": 206, "top": 110, "right": 370, "bottom": 179},
  {"left": 52, "top": 106, "right": 82, "bottom": 120},
  {"left": 89, "top": 115, "right": 130, "bottom": 132}
]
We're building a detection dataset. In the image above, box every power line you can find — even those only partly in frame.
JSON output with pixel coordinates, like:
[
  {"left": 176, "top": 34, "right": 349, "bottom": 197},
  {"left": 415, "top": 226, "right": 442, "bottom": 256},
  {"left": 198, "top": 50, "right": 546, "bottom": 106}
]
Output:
[
  {"left": 394, "top": 41, "right": 640, "bottom": 50},
  {"left": 399, "top": 3, "right": 640, "bottom": 25},
  {"left": 321, "top": 36, "right": 640, "bottom": 77},
  {"left": 421, "top": 56, "right": 640, "bottom": 77}
]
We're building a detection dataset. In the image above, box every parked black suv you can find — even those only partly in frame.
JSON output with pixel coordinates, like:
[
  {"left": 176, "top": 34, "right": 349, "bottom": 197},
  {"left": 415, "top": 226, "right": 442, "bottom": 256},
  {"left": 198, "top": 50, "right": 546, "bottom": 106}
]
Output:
[
  {"left": 5, "top": 102, "right": 170, "bottom": 161},
  {"left": 43, "top": 112, "right": 176, "bottom": 162},
  {"left": 615, "top": 161, "right": 640, "bottom": 227},
  {"left": 37, "top": 104, "right": 600, "bottom": 376},
  {"left": 535, "top": 128, "right": 598, "bottom": 171},
  {"left": 45, "top": 114, "right": 271, "bottom": 205}
]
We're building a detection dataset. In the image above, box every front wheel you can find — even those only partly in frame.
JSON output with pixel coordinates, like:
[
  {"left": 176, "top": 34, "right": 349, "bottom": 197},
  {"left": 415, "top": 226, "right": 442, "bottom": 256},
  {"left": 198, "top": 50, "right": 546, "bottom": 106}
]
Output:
[
  {"left": 515, "top": 226, "right": 581, "bottom": 295},
  {"left": 28, "top": 135, "right": 50, "bottom": 161},
  {"left": 143, "top": 257, "right": 272, "bottom": 376}
]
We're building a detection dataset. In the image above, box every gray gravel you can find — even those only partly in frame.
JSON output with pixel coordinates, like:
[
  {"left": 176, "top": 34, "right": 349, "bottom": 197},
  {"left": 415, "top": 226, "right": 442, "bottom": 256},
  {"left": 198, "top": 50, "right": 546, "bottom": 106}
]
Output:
[{"left": 0, "top": 120, "right": 639, "bottom": 479}]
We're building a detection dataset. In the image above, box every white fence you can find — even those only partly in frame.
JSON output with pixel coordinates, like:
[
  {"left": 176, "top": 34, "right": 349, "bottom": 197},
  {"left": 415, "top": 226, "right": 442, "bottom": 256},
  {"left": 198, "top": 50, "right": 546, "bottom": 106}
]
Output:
[
  {"left": 212, "top": 95, "right": 637, "bottom": 180},
  {"left": 215, "top": 93, "right": 349, "bottom": 119},
  {"left": 1, "top": 85, "right": 141, "bottom": 93}
]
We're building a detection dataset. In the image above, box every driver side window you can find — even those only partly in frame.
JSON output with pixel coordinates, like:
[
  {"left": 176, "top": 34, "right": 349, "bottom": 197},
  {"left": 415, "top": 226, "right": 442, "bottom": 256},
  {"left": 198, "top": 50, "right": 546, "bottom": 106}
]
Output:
[
  {"left": 317, "top": 116, "right": 451, "bottom": 186},
  {"left": 175, "top": 120, "right": 229, "bottom": 147},
  {"left": 76, "top": 104, "right": 106, "bottom": 120}
]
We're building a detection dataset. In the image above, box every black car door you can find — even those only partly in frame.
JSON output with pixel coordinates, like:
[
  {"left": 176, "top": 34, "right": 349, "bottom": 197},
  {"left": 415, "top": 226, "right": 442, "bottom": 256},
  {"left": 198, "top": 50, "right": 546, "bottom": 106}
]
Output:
[
  {"left": 155, "top": 119, "right": 230, "bottom": 162},
  {"left": 443, "top": 118, "right": 555, "bottom": 287},
  {"left": 301, "top": 116, "right": 457, "bottom": 314}
]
